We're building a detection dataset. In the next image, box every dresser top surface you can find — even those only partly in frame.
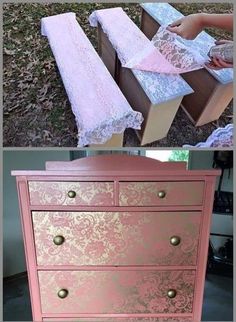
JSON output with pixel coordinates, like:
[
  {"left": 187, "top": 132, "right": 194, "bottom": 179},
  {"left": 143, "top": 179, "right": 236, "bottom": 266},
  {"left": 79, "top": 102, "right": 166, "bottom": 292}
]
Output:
[{"left": 11, "top": 155, "right": 221, "bottom": 177}]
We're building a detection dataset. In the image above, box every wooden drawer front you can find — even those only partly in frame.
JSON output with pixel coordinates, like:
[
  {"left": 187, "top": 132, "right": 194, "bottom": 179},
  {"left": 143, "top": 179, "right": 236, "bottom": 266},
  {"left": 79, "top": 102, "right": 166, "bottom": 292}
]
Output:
[
  {"left": 119, "top": 181, "right": 204, "bottom": 206},
  {"left": 38, "top": 270, "right": 195, "bottom": 314},
  {"left": 28, "top": 181, "right": 114, "bottom": 206},
  {"left": 44, "top": 318, "right": 193, "bottom": 321},
  {"left": 33, "top": 211, "right": 201, "bottom": 266}
]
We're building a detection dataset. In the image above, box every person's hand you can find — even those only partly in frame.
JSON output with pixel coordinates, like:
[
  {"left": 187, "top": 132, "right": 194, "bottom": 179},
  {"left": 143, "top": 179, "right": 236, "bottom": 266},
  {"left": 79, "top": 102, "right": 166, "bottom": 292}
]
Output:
[
  {"left": 167, "top": 13, "right": 204, "bottom": 40},
  {"left": 206, "top": 40, "right": 233, "bottom": 70}
]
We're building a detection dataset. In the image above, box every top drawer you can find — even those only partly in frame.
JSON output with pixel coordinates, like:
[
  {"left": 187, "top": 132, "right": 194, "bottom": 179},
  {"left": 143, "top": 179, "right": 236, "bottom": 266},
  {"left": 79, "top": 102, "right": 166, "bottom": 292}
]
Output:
[
  {"left": 119, "top": 181, "right": 204, "bottom": 206},
  {"left": 28, "top": 181, "right": 114, "bottom": 206}
]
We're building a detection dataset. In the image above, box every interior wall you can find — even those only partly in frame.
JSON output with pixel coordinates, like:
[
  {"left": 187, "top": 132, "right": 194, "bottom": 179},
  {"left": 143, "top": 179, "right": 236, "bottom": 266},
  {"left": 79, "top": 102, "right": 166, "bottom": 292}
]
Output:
[
  {"left": 3, "top": 151, "right": 71, "bottom": 277},
  {"left": 189, "top": 150, "right": 233, "bottom": 251},
  {"left": 189, "top": 150, "right": 233, "bottom": 192}
]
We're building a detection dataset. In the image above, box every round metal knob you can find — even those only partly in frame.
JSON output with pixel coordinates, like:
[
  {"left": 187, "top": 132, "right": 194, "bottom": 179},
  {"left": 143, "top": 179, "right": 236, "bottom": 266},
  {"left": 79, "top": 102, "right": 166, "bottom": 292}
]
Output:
[
  {"left": 170, "top": 236, "right": 181, "bottom": 246},
  {"left": 158, "top": 190, "right": 166, "bottom": 198},
  {"left": 53, "top": 235, "right": 65, "bottom": 246},
  {"left": 67, "top": 190, "right": 76, "bottom": 198},
  {"left": 57, "top": 289, "right": 69, "bottom": 299},
  {"left": 167, "top": 289, "right": 177, "bottom": 298}
]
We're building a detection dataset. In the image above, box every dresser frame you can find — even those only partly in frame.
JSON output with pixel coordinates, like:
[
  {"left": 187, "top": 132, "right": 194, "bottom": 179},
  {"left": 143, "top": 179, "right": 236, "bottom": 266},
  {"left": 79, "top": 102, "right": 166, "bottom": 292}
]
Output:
[{"left": 12, "top": 155, "right": 220, "bottom": 322}]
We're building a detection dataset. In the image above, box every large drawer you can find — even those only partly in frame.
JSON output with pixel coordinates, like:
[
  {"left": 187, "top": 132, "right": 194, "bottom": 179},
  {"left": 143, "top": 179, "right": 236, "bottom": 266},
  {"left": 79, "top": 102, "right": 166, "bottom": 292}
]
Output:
[
  {"left": 33, "top": 211, "right": 201, "bottom": 266},
  {"left": 43, "top": 318, "right": 193, "bottom": 321},
  {"left": 38, "top": 270, "right": 195, "bottom": 314},
  {"left": 119, "top": 181, "right": 204, "bottom": 206},
  {"left": 28, "top": 181, "right": 114, "bottom": 206}
]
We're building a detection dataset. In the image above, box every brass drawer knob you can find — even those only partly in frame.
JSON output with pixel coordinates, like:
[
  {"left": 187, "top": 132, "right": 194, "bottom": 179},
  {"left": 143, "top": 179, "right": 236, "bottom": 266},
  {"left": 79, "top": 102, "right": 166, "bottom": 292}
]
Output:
[
  {"left": 170, "top": 236, "right": 181, "bottom": 246},
  {"left": 57, "top": 289, "right": 69, "bottom": 299},
  {"left": 158, "top": 190, "right": 166, "bottom": 198},
  {"left": 167, "top": 289, "right": 177, "bottom": 298},
  {"left": 53, "top": 235, "right": 65, "bottom": 246},
  {"left": 67, "top": 190, "right": 76, "bottom": 198}
]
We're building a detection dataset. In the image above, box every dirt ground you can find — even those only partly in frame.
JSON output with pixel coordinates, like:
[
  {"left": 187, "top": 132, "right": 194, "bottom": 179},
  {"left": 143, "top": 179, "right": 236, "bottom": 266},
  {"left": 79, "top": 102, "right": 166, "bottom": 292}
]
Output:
[{"left": 3, "top": 3, "right": 233, "bottom": 147}]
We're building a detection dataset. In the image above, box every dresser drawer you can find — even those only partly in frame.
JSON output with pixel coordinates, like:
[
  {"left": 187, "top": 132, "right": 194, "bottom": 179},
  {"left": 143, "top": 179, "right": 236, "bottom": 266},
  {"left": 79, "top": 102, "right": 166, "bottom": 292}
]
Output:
[
  {"left": 33, "top": 211, "right": 201, "bottom": 266},
  {"left": 43, "top": 318, "right": 193, "bottom": 321},
  {"left": 38, "top": 270, "right": 195, "bottom": 314},
  {"left": 28, "top": 181, "right": 114, "bottom": 206},
  {"left": 119, "top": 181, "right": 204, "bottom": 206}
]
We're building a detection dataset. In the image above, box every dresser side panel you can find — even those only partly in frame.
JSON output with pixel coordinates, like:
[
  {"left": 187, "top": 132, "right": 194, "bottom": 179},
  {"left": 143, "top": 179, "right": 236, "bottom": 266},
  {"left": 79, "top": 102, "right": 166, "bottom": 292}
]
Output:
[
  {"left": 193, "top": 176, "right": 217, "bottom": 322},
  {"left": 16, "top": 177, "right": 42, "bottom": 321}
]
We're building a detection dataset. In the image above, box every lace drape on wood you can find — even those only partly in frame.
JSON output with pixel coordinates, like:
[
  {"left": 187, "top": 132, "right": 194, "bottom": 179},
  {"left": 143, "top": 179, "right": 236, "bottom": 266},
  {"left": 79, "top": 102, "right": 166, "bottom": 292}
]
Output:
[
  {"left": 125, "top": 26, "right": 209, "bottom": 74},
  {"left": 41, "top": 13, "right": 143, "bottom": 146},
  {"left": 90, "top": 9, "right": 209, "bottom": 74}
]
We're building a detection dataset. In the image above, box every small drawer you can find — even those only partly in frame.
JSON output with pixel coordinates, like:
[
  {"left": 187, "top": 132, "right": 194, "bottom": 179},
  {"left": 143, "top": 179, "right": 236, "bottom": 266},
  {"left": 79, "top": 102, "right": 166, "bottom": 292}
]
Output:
[
  {"left": 119, "top": 181, "right": 204, "bottom": 206},
  {"left": 33, "top": 211, "right": 201, "bottom": 266},
  {"left": 28, "top": 181, "right": 114, "bottom": 206},
  {"left": 38, "top": 270, "right": 195, "bottom": 314},
  {"left": 43, "top": 318, "right": 193, "bottom": 321}
]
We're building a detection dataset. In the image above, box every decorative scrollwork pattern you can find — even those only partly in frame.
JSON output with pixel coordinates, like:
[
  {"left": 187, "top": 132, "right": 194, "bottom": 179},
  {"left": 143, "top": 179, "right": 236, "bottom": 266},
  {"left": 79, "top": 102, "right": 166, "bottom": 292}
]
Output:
[
  {"left": 29, "top": 181, "right": 114, "bottom": 206},
  {"left": 39, "top": 270, "right": 195, "bottom": 314}
]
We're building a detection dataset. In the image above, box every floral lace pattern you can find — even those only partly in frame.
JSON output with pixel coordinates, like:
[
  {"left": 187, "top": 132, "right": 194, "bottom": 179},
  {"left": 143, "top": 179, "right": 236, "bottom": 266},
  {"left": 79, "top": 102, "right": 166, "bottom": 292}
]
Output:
[
  {"left": 41, "top": 12, "right": 143, "bottom": 146},
  {"left": 29, "top": 181, "right": 114, "bottom": 206},
  {"left": 39, "top": 270, "right": 195, "bottom": 314},
  {"left": 90, "top": 8, "right": 207, "bottom": 75},
  {"left": 32, "top": 211, "right": 201, "bottom": 266},
  {"left": 89, "top": 8, "right": 193, "bottom": 105},
  {"left": 183, "top": 123, "right": 233, "bottom": 148},
  {"left": 141, "top": 3, "right": 233, "bottom": 84},
  {"left": 119, "top": 181, "right": 204, "bottom": 206},
  {"left": 125, "top": 26, "right": 207, "bottom": 74}
]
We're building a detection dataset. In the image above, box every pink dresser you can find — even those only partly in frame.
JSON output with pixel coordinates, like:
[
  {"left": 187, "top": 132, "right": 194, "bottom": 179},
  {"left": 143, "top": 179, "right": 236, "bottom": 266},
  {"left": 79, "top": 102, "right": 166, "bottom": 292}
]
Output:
[{"left": 12, "top": 155, "right": 220, "bottom": 322}]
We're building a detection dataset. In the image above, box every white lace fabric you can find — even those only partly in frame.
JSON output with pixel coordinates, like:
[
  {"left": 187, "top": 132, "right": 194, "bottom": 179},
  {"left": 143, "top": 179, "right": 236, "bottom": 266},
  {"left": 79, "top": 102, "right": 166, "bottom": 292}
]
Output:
[
  {"left": 183, "top": 124, "right": 233, "bottom": 148},
  {"left": 125, "top": 26, "right": 209, "bottom": 74},
  {"left": 41, "top": 12, "right": 143, "bottom": 146},
  {"left": 90, "top": 9, "right": 210, "bottom": 74}
]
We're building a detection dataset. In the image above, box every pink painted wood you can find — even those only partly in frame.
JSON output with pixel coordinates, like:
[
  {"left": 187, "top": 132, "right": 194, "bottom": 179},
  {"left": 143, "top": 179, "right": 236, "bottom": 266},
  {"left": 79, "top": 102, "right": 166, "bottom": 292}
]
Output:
[
  {"left": 43, "top": 318, "right": 193, "bottom": 321},
  {"left": 12, "top": 155, "right": 220, "bottom": 322},
  {"left": 28, "top": 181, "right": 114, "bottom": 206},
  {"left": 45, "top": 155, "right": 187, "bottom": 171},
  {"left": 32, "top": 211, "right": 201, "bottom": 266},
  {"left": 16, "top": 178, "right": 42, "bottom": 321},
  {"left": 38, "top": 270, "right": 195, "bottom": 314},
  {"left": 119, "top": 181, "right": 204, "bottom": 206}
]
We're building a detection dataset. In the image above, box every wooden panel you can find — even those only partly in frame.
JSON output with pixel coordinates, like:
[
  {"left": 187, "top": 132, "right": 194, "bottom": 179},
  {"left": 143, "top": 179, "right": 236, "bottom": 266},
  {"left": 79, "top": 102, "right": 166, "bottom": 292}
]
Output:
[
  {"left": 140, "top": 97, "right": 183, "bottom": 146},
  {"left": 141, "top": 9, "right": 159, "bottom": 39},
  {"left": 181, "top": 70, "right": 233, "bottom": 125},
  {"left": 98, "top": 24, "right": 117, "bottom": 78},
  {"left": 32, "top": 211, "right": 201, "bottom": 266},
  {"left": 90, "top": 132, "right": 124, "bottom": 148},
  {"left": 119, "top": 181, "right": 204, "bottom": 206},
  {"left": 38, "top": 270, "right": 195, "bottom": 314},
  {"left": 28, "top": 181, "right": 114, "bottom": 206}
]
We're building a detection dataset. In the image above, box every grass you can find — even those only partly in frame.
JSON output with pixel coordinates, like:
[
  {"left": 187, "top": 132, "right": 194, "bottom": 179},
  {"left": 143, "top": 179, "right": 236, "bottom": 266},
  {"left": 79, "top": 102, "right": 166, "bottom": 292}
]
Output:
[{"left": 3, "top": 3, "right": 233, "bottom": 147}]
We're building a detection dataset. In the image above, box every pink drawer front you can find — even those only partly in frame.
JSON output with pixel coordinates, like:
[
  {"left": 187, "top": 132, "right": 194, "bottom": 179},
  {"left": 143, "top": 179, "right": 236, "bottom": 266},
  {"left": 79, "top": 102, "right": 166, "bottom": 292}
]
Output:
[
  {"left": 119, "top": 181, "right": 204, "bottom": 206},
  {"left": 38, "top": 270, "right": 195, "bottom": 314},
  {"left": 28, "top": 181, "right": 114, "bottom": 206},
  {"left": 43, "top": 318, "right": 193, "bottom": 321},
  {"left": 33, "top": 211, "right": 201, "bottom": 266}
]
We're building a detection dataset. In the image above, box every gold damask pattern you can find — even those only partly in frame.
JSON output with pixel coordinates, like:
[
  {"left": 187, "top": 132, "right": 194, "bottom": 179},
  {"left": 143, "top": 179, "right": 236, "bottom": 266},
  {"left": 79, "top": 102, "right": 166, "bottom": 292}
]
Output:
[
  {"left": 29, "top": 181, "right": 114, "bottom": 205},
  {"left": 39, "top": 270, "right": 195, "bottom": 314},
  {"left": 32, "top": 211, "right": 201, "bottom": 266},
  {"left": 119, "top": 181, "right": 204, "bottom": 206}
]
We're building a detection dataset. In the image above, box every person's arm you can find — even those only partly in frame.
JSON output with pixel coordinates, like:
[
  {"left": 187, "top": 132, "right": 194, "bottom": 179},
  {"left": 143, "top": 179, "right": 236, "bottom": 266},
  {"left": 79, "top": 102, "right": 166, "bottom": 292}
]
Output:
[{"left": 167, "top": 13, "right": 233, "bottom": 40}]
